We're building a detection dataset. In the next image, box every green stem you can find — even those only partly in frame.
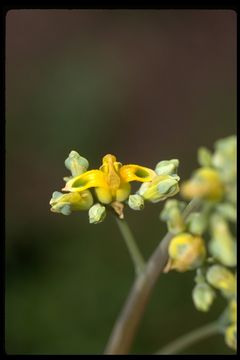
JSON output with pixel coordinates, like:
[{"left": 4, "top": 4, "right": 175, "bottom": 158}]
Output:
[
  {"left": 115, "top": 217, "right": 146, "bottom": 276},
  {"left": 156, "top": 321, "right": 221, "bottom": 355}
]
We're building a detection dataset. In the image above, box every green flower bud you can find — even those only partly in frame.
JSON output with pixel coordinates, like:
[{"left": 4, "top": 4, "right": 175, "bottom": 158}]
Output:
[
  {"left": 192, "top": 283, "right": 216, "bottom": 312},
  {"left": 198, "top": 147, "right": 212, "bottom": 167},
  {"left": 216, "top": 203, "right": 236, "bottom": 223},
  {"left": 160, "top": 199, "right": 186, "bottom": 234},
  {"left": 187, "top": 213, "right": 208, "bottom": 236},
  {"left": 50, "top": 190, "right": 93, "bottom": 215},
  {"left": 155, "top": 159, "right": 179, "bottom": 176},
  {"left": 194, "top": 268, "right": 205, "bottom": 284},
  {"left": 64, "top": 151, "right": 89, "bottom": 177},
  {"left": 225, "top": 323, "right": 236, "bottom": 351},
  {"left": 226, "top": 184, "right": 236, "bottom": 205},
  {"left": 139, "top": 174, "right": 180, "bottom": 203},
  {"left": 208, "top": 214, "right": 236, "bottom": 267},
  {"left": 88, "top": 203, "right": 106, "bottom": 224},
  {"left": 128, "top": 194, "right": 144, "bottom": 210},
  {"left": 212, "top": 135, "right": 236, "bottom": 183},
  {"left": 206, "top": 265, "right": 236, "bottom": 299}
]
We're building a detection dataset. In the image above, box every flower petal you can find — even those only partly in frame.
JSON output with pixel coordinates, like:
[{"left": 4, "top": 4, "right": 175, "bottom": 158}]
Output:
[
  {"left": 63, "top": 169, "right": 107, "bottom": 192},
  {"left": 120, "top": 165, "right": 155, "bottom": 183}
]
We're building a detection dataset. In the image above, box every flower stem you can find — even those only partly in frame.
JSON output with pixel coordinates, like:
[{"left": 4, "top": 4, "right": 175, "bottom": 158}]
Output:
[
  {"left": 155, "top": 321, "right": 221, "bottom": 355},
  {"left": 104, "top": 198, "right": 202, "bottom": 354},
  {"left": 115, "top": 217, "right": 146, "bottom": 276}
]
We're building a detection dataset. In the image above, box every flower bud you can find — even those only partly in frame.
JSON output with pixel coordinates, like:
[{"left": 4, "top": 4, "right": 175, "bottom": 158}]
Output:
[
  {"left": 128, "top": 194, "right": 144, "bottom": 210},
  {"left": 160, "top": 199, "right": 186, "bottom": 234},
  {"left": 88, "top": 203, "right": 106, "bottom": 224},
  {"left": 50, "top": 190, "right": 93, "bottom": 215},
  {"left": 138, "top": 174, "right": 180, "bottom": 203},
  {"left": 208, "top": 214, "right": 236, "bottom": 267},
  {"left": 225, "top": 323, "right": 236, "bottom": 351},
  {"left": 206, "top": 265, "right": 236, "bottom": 299},
  {"left": 216, "top": 203, "right": 236, "bottom": 223},
  {"left": 198, "top": 147, "right": 212, "bottom": 167},
  {"left": 212, "top": 135, "right": 236, "bottom": 183},
  {"left": 64, "top": 151, "right": 89, "bottom": 177},
  {"left": 167, "top": 233, "right": 206, "bottom": 272},
  {"left": 181, "top": 167, "right": 224, "bottom": 202},
  {"left": 226, "top": 184, "right": 236, "bottom": 205},
  {"left": 187, "top": 213, "right": 208, "bottom": 236},
  {"left": 192, "top": 282, "right": 215, "bottom": 312},
  {"left": 228, "top": 299, "right": 237, "bottom": 324},
  {"left": 155, "top": 159, "right": 179, "bottom": 176}
]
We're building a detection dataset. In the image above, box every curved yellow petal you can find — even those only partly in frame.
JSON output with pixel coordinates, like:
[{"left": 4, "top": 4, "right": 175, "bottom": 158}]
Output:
[
  {"left": 120, "top": 165, "right": 156, "bottom": 183},
  {"left": 63, "top": 169, "right": 107, "bottom": 192}
]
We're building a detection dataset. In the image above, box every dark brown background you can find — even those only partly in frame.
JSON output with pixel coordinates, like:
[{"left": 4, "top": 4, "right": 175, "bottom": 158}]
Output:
[{"left": 6, "top": 10, "right": 236, "bottom": 354}]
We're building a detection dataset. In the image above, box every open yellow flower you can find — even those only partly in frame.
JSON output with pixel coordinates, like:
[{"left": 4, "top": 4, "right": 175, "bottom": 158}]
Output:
[{"left": 63, "top": 154, "right": 156, "bottom": 204}]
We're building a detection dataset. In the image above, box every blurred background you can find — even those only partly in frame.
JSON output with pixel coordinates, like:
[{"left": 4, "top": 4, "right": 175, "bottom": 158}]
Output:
[{"left": 6, "top": 10, "right": 236, "bottom": 354}]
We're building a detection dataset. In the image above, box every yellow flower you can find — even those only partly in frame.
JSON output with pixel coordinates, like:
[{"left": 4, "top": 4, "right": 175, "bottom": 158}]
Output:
[
  {"left": 63, "top": 154, "right": 156, "bottom": 204},
  {"left": 181, "top": 167, "right": 224, "bottom": 201},
  {"left": 165, "top": 233, "right": 206, "bottom": 272}
]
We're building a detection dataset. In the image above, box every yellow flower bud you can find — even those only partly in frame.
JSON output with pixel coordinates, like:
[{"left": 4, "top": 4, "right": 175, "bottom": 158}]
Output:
[
  {"left": 209, "top": 214, "right": 236, "bottom": 267},
  {"left": 206, "top": 265, "right": 236, "bottom": 299},
  {"left": 228, "top": 299, "right": 237, "bottom": 324},
  {"left": 181, "top": 167, "right": 224, "bottom": 202},
  {"left": 138, "top": 174, "right": 180, "bottom": 203},
  {"left": 192, "top": 283, "right": 215, "bottom": 312},
  {"left": 225, "top": 323, "right": 236, "bottom": 351},
  {"left": 49, "top": 190, "right": 93, "bottom": 215},
  {"left": 88, "top": 203, "right": 106, "bottom": 224},
  {"left": 167, "top": 233, "right": 206, "bottom": 272}
]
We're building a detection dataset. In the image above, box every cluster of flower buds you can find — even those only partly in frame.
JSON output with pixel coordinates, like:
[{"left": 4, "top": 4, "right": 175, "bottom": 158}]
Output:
[
  {"left": 160, "top": 202, "right": 208, "bottom": 273},
  {"left": 50, "top": 152, "right": 180, "bottom": 224},
  {"left": 160, "top": 135, "right": 236, "bottom": 351}
]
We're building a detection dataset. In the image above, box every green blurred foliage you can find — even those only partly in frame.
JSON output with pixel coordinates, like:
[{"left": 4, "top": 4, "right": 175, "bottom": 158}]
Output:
[{"left": 6, "top": 10, "right": 236, "bottom": 354}]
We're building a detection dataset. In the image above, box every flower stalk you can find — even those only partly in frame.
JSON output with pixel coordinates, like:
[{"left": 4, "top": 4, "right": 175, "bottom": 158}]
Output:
[
  {"left": 115, "top": 217, "right": 145, "bottom": 276},
  {"left": 155, "top": 321, "right": 221, "bottom": 355},
  {"left": 104, "top": 198, "right": 202, "bottom": 354}
]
